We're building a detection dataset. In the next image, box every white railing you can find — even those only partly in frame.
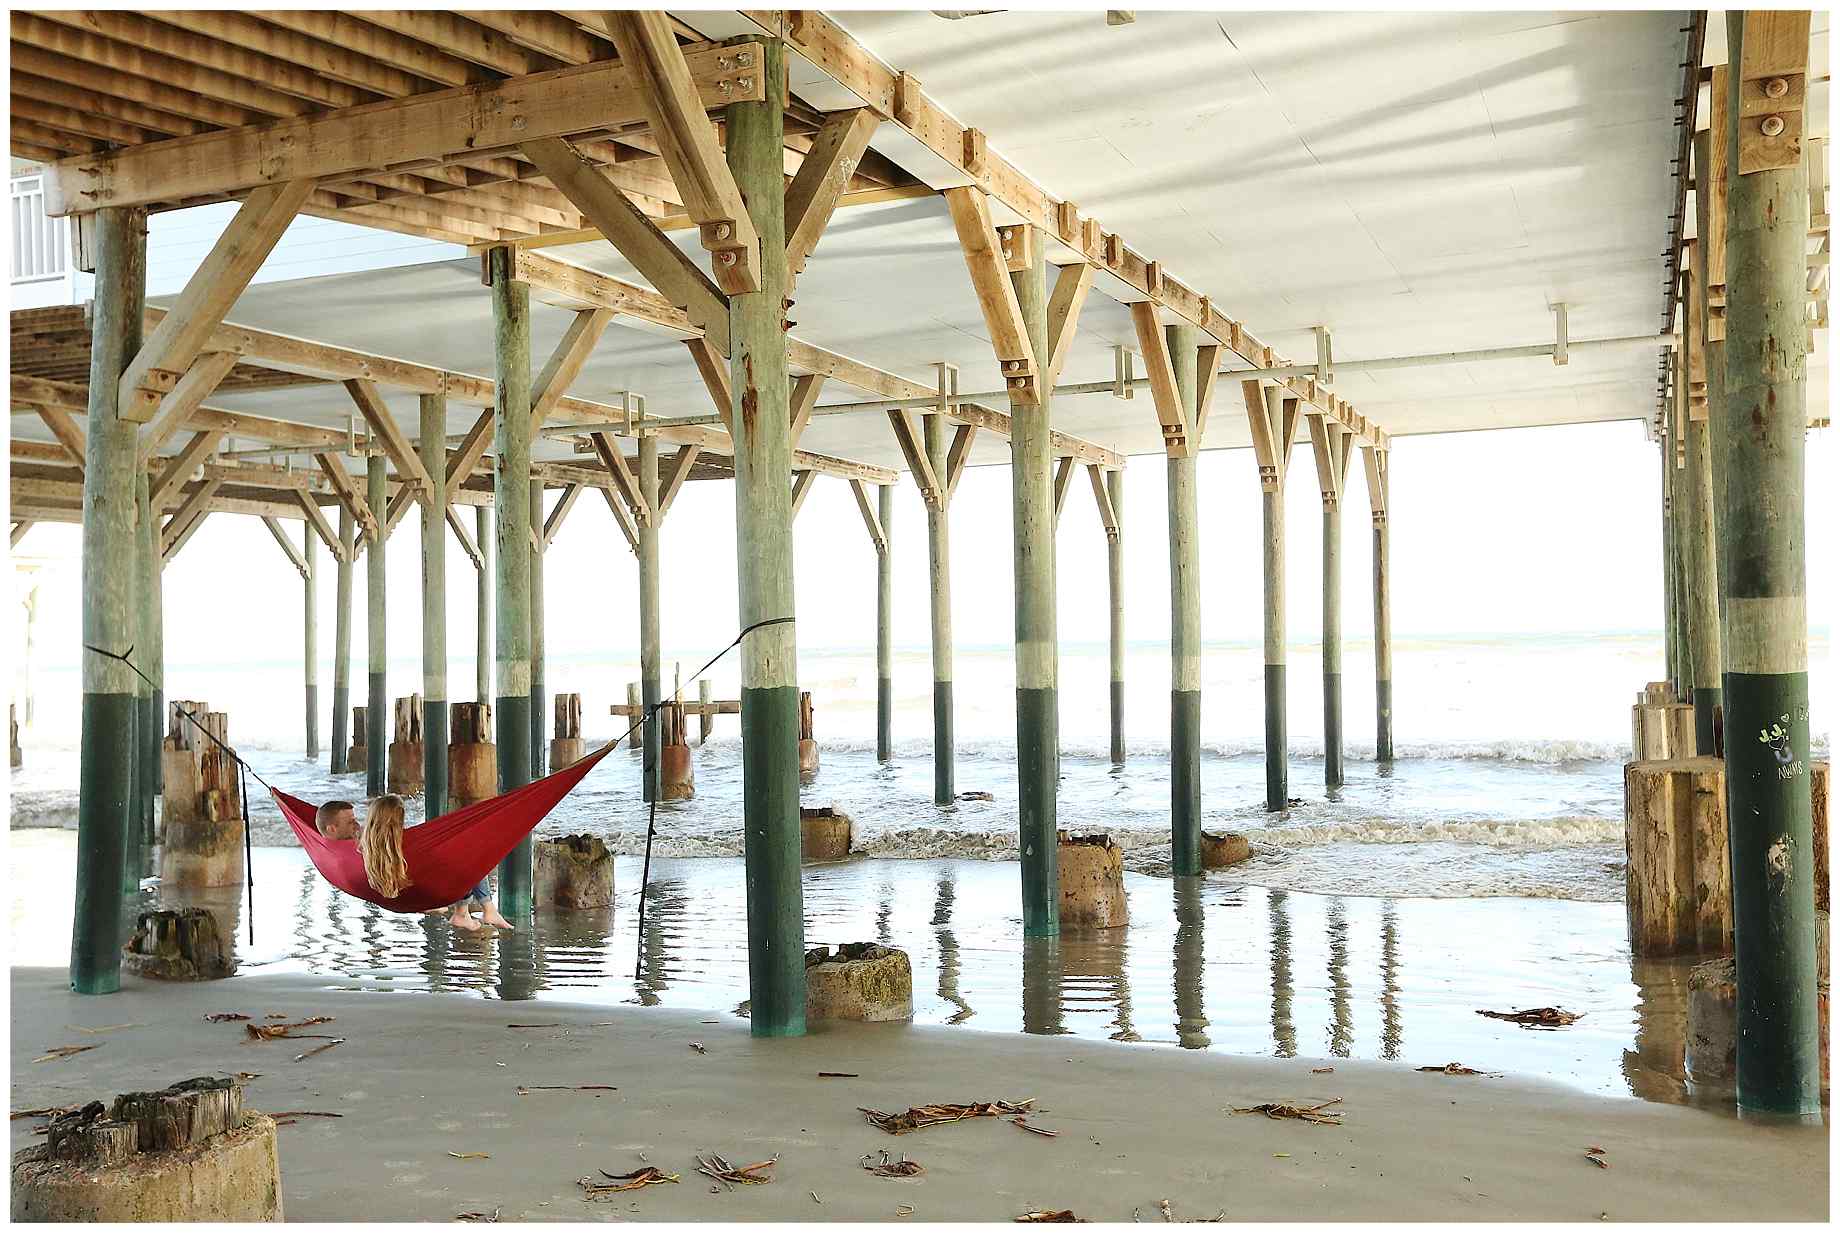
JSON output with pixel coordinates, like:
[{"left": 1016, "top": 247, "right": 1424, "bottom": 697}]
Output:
[{"left": 11, "top": 175, "right": 68, "bottom": 284}]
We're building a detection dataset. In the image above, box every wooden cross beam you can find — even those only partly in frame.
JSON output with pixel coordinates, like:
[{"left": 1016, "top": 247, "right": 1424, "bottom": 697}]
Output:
[
  {"left": 605, "top": 11, "right": 759, "bottom": 293},
  {"left": 150, "top": 430, "right": 225, "bottom": 510},
  {"left": 657, "top": 443, "right": 702, "bottom": 518},
  {"left": 849, "top": 478, "right": 887, "bottom": 555},
  {"left": 785, "top": 108, "right": 880, "bottom": 281},
  {"left": 346, "top": 378, "right": 434, "bottom": 508},
  {"left": 1307, "top": 415, "right": 1353, "bottom": 507},
  {"left": 138, "top": 351, "right": 237, "bottom": 464},
  {"left": 262, "top": 515, "right": 310, "bottom": 579},
  {"left": 942, "top": 186, "right": 1039, "bottom": 404},
  {"left": 1133, "top": 302, "right": 1191, "bottom": 457},
  {"left": 886, "top": 409, "right": 942, "bottom": 509},
  {"left": 30, "top": 403, "right": 85, "bottom": 469},
  {"left": 790, "top": 469, "right": 817, "bottom": 519},
  {"left": 530, "top": 307, "right": 615, "bottom": 434}
]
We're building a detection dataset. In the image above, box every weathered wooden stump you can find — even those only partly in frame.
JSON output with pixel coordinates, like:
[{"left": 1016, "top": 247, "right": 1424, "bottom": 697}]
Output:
[
  {"left": 798, "top": 690, "right": 819, "bottom": 778},
  {"left": 158, "top": 702, "right": 243, "bottom": 890},
  {"left": 1640, "top": 681, "right": 1676, "bottom": 705},
  {"left": 1200, "top": 831, "right": 1252, "bottom": 870},
  {"left": 533, "top": 834, "right": 613, "bottom": 909},
  {"left": 805, "top": 943, "right": 913, "bottom": 1022},
  {"left": 698, "top": 678, "right": 715, "bottom": 744},
  {"left": 1631, "top": 700, "right": 1696, "bottom": 761},
  {"left": 12, "top": 1077, "right": 281, "bottom": 1222},
  {"left": 550, "top": 692, "right": 585, "bottom": 770},
  {"left": 1624, "top": 758, "right": 1732, "bottom": 957},
  {"left": 626, "top": 682, "right": 643, "bottom": 755},
  {"left": 659, "top": 700, "right": 693, "bottom": 800},
  {"left": 1814, "top": 760, "right": 1831, "bottom": 913},
  {"left": 9, "top": 702, "right": 20, "bottom": 769},
  {"left": 1058, "top": 831, "right": 1129, "bottom": 928},
  {"left": 123, "top": 907, "right": 236, "bottom": 980},
  {"left": 347, "top": 705, "right": 368, "bottom": 777},
  {"left": 447, "top": 702, "right": 497, "bottom": 807},
  {"left": 800, "top": 806, "right": 853, "bottom": 861},
  {"left": 386, "top": 694, "right": 424, "bottom": 795}
]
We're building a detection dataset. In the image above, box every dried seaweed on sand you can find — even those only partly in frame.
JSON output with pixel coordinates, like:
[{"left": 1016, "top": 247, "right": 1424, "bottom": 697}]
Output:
[
  {"left": 245, "top": 1016, "right": 335, "bottom": 1040},
  {"left": 862, "top": 1151, "right": 925, "bottom": 1178},
  {"left": 270, "top": 1111, "right": 343, "bottom": 1126},
  {"left": 1475, "top": 1007, "right": 1582, "bottom": 1028},
  {"left": 517, "top": 1084, "right": 617, "bottom": 1095},
  {"left": 696, "top": 1153, "right": 777, "bottom": 1188},
  {"left": 860, "top": 1099, "right": 1034, "bottom": 1134},
  {"left": 1415, "top": 1062, "right": 1499, "bottom": 1076},
  {"left": 32, "top": 1044, "right": 99, "bottom": 1063},
  {"left": 1016, "top": 1210, "right": 1081, "bottom": 1222},
  {"left": 203, "top": 1012, "right": 251, "bottom": 1023},
  {"left": 455, "top": 1208, "right": 500, "bottom": 1222},
  {"left": 1230, "top": 1098, "right": 1343, "bottom": 1125},
  {"left": 578, "top": 1167, "right": 680, "bottom": 1198}
]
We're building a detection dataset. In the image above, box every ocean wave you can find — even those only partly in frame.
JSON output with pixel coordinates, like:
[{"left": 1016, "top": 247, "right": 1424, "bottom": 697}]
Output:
[{"left": 782, "top": 732, "right": 1642, "bottom": 765}]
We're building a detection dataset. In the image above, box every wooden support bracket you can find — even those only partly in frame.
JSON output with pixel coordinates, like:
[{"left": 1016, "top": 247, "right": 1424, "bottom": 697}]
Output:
[
  {"left": 887, "top": 409, "right": 942, "bottom": 508},
  {"left": 589, "top": 430, "right": 649, "bottom": 526},
  {"left": 1045, "top": 261, "right": 1095, "bottom": 391},
  {"left": 791, "top": 469, "right": 817, "bottom": 519},
  {"left": 530, "top": 307, "right": 615, "bottom": 434},
  {"left": 1132, "top": 302, "right": 1191, "bottom": 457},
  {"left": 293, "top": 489, "right": 343, "bottom": 561},
  {"left": 657, "top": 443, "right": 701, "bottom": 517},
  {"left": 943, "top": 186, "right": 1039, "bottom": 404},
  {"left": 945, "top": 423, "right": 977, "bottom": 499},
  {"left": 263, "top": 515, "right": 311, "bottom": 578},
  {"left": 150, "top": 430, "right": 225, "bottom": 510},
  {"left": 541, "top": 482, "right": 583, "bottom": 547},
  {"left": 139, "top": 351, "right": 238, "bottom": 464},
  {"left": 1737, "top": 11, "right": 1811, "bottom": 175},
  {"left": 785, "top": 108, "right": 879, "bottom": 280},
  {"left": 1052, "top": 455, "right": 1075, "bottom": 523},
  {"left": 346, "top": 378, "right": 433, "bottom": 506},
  {"left": 314, "top": 452, "right": 379, "bottom": 541},
  {"left": 789, "top": 374, "right": 825, "bottom": 447},
  {"left": 849, "top": 477, "right": 887, "bottom": 554},
  {"left": 1086, "top": 463, "right": 1118, "bottom": 536}
]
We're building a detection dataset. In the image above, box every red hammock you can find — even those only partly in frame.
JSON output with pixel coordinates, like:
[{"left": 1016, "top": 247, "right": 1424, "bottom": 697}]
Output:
[{"left": 270, "top": 740, "right": 618, "bottom": 912}]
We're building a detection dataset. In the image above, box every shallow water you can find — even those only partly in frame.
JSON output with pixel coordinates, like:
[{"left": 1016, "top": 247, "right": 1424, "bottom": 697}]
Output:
[{"left": 8, "top": 830, "right": 1714, "bottom": 1112}]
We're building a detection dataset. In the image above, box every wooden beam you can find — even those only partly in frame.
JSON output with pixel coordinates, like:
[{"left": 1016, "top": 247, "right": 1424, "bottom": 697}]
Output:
[
  {"left": 887, "top": 410, "right": 942, "bottom": 508},
  {"left": 31, "top": 404, "right": 85, "bottom": 468},
  {"left": 496, "top": 245, "right": 694, "bottom": 335},
  {"left": 943, "top": 186, "right": 1039, "bottom": 404},
  {"left": 784, "top": 108, "right": 879, "bottom": 279},
  {"left": 791, "top": 469, "right": 817, "bottom": 519},
  {"left": 657, "top": 443, "right": 701, "bottom": 517},
  {"left": 849, "top": 477, "right": 887, "bottom": 554},
  {"left": 1737, "top": 11, "right": 1811, "bottom": 175},
  {"left": 138, "top": 351, "right": 237, "bottom": 464},
  {"left": 294, "top": 488, "right": 342, "bottom": 561},
  {"left": 117, "top": 179, "right": 315, "bottom": 421},
  {"left": 945, "top": 423, "right": 978, "bottom": 499},
  {"left": 530, "top": 307, "right": 615, "bottom": 432},
  {"left": 150, "top": 430, "right": 225, "bottom": 510},
  {"left": 1052, "top": 455, "right": 1076, "bottom": 522},
  {"left": 315, "top": 453, "right": 379, "bottom": 541},
  {"left": 1044, "top": 261, "right": 1095, "bottom": 390},
  {"left": 541, "top": 482, "right": 583, "bottom": 546},
  {"left": 789, "top": 374, "right": 825, "bottom": 447},
  {"left": 604, "top": 11, "right": 759, "bottom": 293},
  {"left": 685, "top": 337, "right": 734, "bottom": 434},
  {"left": 263, "top": 515, "right": 310, "bottom": 577},
  {"left": 521, "top": 137, "right": 731, "bottom": 352},
  {"left": 1133, "top": 303, "right": 1191, "bottom": 457},
  {"left": 41, "top": 42, "right": 764, "bottom": 214},
  {"left": 1086, "top": 463, "right": 1118, "bottom": 533},
  {"left": 160, "top": 474, "right": 225, "bottom": 556}
]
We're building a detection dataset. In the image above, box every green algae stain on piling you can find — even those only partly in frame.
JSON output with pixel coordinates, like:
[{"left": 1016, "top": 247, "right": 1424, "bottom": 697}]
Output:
[{"left": 365, "top": 454, "right": 387, "bottom": 797}]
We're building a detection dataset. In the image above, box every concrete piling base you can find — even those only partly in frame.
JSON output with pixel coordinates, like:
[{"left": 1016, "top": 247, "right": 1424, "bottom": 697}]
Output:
[
  {"left": 800, "top": 806, "right": 853, "bottom": 861},
  {"left": 1200, "top": 831, "right": 1252, "bottom": 870},
  {"left": 122, "top": 907, "right": 236, "bottom": 980},
  {"left": 533, "top": 834, "right": 613, "bottom": 909},
  {"left": 659, "top": 700, "right": 693, "bottom": 799},
  {"left": 805, "top": 942, "right": 913, "bottom": 1022},
  {"left": 447, "top": 702, "right": 496, "bottom": 807},
  {"left": 1688, "top": 930, "right": 1830, "bottom": 1095},
  {"left": 1057, "top": 832, "right": 1129, "bottom": 928}
]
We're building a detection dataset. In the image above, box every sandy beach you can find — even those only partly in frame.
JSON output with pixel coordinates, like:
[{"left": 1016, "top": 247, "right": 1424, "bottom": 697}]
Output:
[{"left": 9, "top": 967, "right": 1826, "bottom": 1222}]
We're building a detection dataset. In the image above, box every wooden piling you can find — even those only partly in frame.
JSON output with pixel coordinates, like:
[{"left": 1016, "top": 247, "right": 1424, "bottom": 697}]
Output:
[
  {"left": 698, "top": 677, "right": 714, "bottom": 744},
  {"left": 1661, "top": 435, "right": 1680, "bottom": 693},
  {"left": 364, "top": 453, "right": 387, "bottom": 796},
  {"left": 1107, "top": 466, "right": 1125, "bottom": 765},
  {"left": 529, "top": 477, "right": 547, "bottom": 780},
  {"left": 798, "top": 689, "right": 819, "bottom": 777},
  {"left": 1717, "top": 15, "right": 1820, "bottom": 1116},
  {"left": 132, "top": 471, "right": 156, "bottom": 876},
  {"left": 302, "top": 524, "right": 318, "bottom": 761},
  {"left": 728, "top": 35, "right": 806, "bottom": 1035},
  {"left": 159, "top": 704, "right": 243, "bottom": 891},
  {"left": 331, "top": 505, "right": 353, "bottom": 774},
  {"left": 386, "top": 694, "right": 424, "bottom": 795},
  {"left": 489, "top": 243, "right": 534, "bottom": 916},
  {"left": 550, "top": 693, "right": 585, "bottom": 771},
  {"left": 1687, "top": 133, "right": 1725, "bottom": 754},
  {"left": 1166, "top": 323, "right": 1202, "bottom": 876},
  {"left": 420, "top": 391, "right": 448, "bottom": 817},
  {"left": 72, "top": 204, "right": 145, "bottom": 995},
  {"left": 876, "top": 481, "right": 894, "bottom": 763},
  {"left": 447, "top": 702, "right": 497, "bottom": 807},
  {"left": 1261, "top": 388, "right": 1288, "bottom": 811},
  {"left": 1322, "top": 451, "right": 1345, "bottom": 788},
  {"left": 626, "top": 681, "right": 643, "bottom": 755},
  {"left": 638, "top": 435, "right": 662, "bottom": 802},
  {"left": 1009, "top": 228, "right": 1059, "bottom": 936},
  {"left": 1368, "top": 446, "right": 1393, "bottom": 763},
  {"left": 923, "top": 409, "right": 955, "bottom": 802},
  {"left": 474, "top": 504, "right": 491, "bottom": 704}
]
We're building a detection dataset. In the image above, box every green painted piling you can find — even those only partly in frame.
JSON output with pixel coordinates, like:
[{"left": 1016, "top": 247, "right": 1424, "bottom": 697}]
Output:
[
  {"left": 126, "top": 471, "right": 149, "bottom": 891},
  {"left": 638, "top": 435, "right": 662, "bottom": 801},
  {"left": 1166, "top": 324, "right": 1201, "bottom": 876},
  {"left": 1009, "top": 231, "right": 1058, "bottom": 936},
  {"left": 1261, "top": 396, "right": 1288, "bottom": 811},
  {"left": 529, "top": 478, "right": 547, "bottom": 780},
  {"left": 1107, "top": 467, "right": 1125, "bottom": 765},
  {"left": 1718, "top": 18, "right": 1820, "bottom": 1118},
  {"left": 729, "top": 36, "right": 805, "bottom": 1035},
  {"left": 365, "top": 453, "right": 387, "bottom": 797},
  {"left": 331, "top": 506, "right": 353, "bottom": 773},
  {"left": 71, "top": 205, "right": 145, "bottom": 995},
  {"left": 421, "top": 392, "right": 449, "bottom": 818},
  {"left": 489, "top": 244, "right": 534, "bottom": 916},
  {"left": 877, "top": 481, "right": 894, "bottom": 763},
  {"left": 134, "top": 471, "right": 158, "bottom": 868},
  {"left": 924, "top": 410, "right": 955, "bottom": 802}
]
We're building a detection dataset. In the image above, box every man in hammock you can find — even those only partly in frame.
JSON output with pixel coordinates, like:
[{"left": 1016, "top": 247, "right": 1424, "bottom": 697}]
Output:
[{"left": 314, "top": 800, "right": 359, "bottom": 841}]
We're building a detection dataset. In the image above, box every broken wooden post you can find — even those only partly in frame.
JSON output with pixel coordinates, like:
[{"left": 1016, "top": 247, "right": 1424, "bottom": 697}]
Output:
[
  {"left": 447, "top": 702, "right": 497, "bottom": 808},
  {"left": 698, "top": 678, "right": 714, "bottom": 744},
  {"left": 659, "top": 699, "right": 693, "bottom": 800},
  {"left": 346, "top": 705, "right": 367, "bottom": 777},
  {"left": 385, "top": 694, "right": 424, "bottom": 796},
  {"left": 797, "top": 690, "right": 819, "bottom": 778},
  {"left": 122, "top": 907, "right": 235, "bottom": 980},
  {"left": 11, "top": 1077, "right": 281, "bottom": 1222},
  {"left": 71, "top": 203, "right": 144, "bottom": 996},
  {"left": 1624, "top": 757, "right": 1733, "bottom": 956},
  {"left": 550, "top": 693, "right": 585, "bottom": 770},
  {"left": 1632, "top": 694, "right": 1696, "bottom": 760},
  {"left": 805, "top": 943, "right": 913, "bottom": 1022},
  {"left": 626, "top": 682, "right": 643, "bottom": 757},
  {"left": 330, "top": 506, "right": 354, "bottom": 774},
  {"left": 364, "top": 453, "right": 387, "bottom": 797},
  {"left": 1057, "top": 831, "right": 1128, "bottom": 928},
  {"left": 489, "top": 244, "right": 534, "bottom": 917},
  {"left": 159, "top": 703, "right": 242, "bottom": 890},
  {"left": 9, "top": 704, "right": 20, "bottom": 769},
  {"left": 800, "top": 806, "right": 853, "bottom": 861},
  {"left": 1200, "top": 831, "right": 1252, "bottom": 870},
  {"left": 533, "top": 834, "right": 614, "bottom": 909}
]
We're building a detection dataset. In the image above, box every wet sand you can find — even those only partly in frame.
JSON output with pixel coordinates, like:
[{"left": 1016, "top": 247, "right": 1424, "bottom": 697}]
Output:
[{"left": 9, "top": 967, "right": 1826, "bottom": 1222}]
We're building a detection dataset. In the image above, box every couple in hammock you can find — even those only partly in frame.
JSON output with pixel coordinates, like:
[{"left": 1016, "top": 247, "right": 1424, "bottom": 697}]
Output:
[{"left": 313, "top": 796, "right": 515, "bottom": 932}]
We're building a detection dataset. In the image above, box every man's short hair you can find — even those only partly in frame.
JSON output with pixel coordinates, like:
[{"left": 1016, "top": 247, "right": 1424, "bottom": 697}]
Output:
[{"left": 314, "top": 800, "right": 357, "bottom": 835}]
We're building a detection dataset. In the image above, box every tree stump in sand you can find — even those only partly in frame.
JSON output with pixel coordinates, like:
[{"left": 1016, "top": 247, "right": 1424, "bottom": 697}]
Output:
[
  {"left": 533, "top": 834, "right": 613, "bottom": 909},
  {"left": 801, "top": 806, "right": 853, "bottom": 861},
  {"left": 659, "top": 700, "right": 693, "bottom": 800},
  {"left": 1631, "top": 700, "right": 1696, "bottom": 760},
  {"left": 550, "top": 693, "right": 585, "bottom": 771},
  {"left": 12, "top": 1077, "right": 281, "bottom": 1222},
  {"left": 1058, "top": 831, "right": 1129, "bottom": 928},
  {"left": 123, "top": 908, "right": 236, "bottom": 980},
  {"left": 1200, "top": 831, "right": 1252, "bottom": 870},
  {"left": 1624, "top": 758, "right": 1732, "bottom": 957},
  {"left": 386, "top": 694, "right": 424, "bottom": 795},
  {"left": 347, "top": 705, "right": 368, "bottom": 777},
  {"left": 447, "top": 702, "right": 496, "bottom": 808},
  {"left": 159, "top": 702, "right": 243, "bottom": 890},
  {"left": 798, "top": 690, "right": 819, "bottom": 778},
  {"left": 806, "top": 943, "right": 912, "bottom": 1022}
]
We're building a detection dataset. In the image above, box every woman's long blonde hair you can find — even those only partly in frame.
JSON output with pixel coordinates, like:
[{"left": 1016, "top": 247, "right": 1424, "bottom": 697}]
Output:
[{"left": 359, "top": 795, "right": 413, "bottom": 899}]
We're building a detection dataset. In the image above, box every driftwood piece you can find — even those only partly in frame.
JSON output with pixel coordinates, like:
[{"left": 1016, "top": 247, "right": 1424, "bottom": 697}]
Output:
[{"left": 123, "top": 908, "right": 236, "bottom": 981}]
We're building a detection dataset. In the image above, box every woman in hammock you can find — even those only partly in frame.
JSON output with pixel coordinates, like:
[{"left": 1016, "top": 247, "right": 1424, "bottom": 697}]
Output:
[{"left": 360, "top": 795, "right": 514, "bottom": 932}]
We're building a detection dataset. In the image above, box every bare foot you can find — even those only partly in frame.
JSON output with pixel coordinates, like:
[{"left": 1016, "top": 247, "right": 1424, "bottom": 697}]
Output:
[
  {"left": 449, "top": 909, "right": 485, "bottom": 932},
  {"left": 480, "top": 906, "right": 515, "bottom": 930}
]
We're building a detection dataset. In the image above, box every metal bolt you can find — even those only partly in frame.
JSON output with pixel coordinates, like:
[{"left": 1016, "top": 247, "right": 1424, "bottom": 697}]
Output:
[
  {"left": 1765, "top": 76, "right": 1790, "bottom": 99},
  {"left": 737, "top": 52, "right": 753, "bottom": 67},
  {"left": 735, "top": 77, "right": 754, "bottom": 90},
  {"left": 1003, "top": 360, "right": 1019, "bottom": 372},
  {"left": 712, "top": 222, "right": 732, "bottom": 241},
  {"left": 1762, "top": 114, "right": 1786, "bottom": 138},
  {"left": 717, "top": 251, "right": 737, "bottom": 267}
]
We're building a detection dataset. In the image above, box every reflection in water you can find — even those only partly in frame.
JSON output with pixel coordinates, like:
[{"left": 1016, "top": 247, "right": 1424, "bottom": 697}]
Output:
[
  {"left": 1021, "top": 936, "right": 1065, "bottom": 1036},
  {"left": 1060, "top": 928, "right": 1137, "bottom": 1044},
  {"left": 495, "top": 920, "right": 542, "bottom": 1001},
  {"left": 1268, "top": 890, "right": 1297, "bottom": 1058},
  {"left": 1623, "top": 957, "right": 1696, "bottom": 1105},
  {"left": 1326, "top": 898, "right": 1352, "bottom": 1058},
  {"left": 1172, "top": 878, "right": 1208, "bottom": 1050},
  {"left": 876, "top": 883, "right": 894, "bottom": 946},
  {"left": 635, "top": 879, "right": 683, "bottom": 1006},
  {"left": 932, "top": 874, "right": 973, "bottom": 1024},
  {"left": 1379, "top": 901, "right": 1403, "bottom": 1060}
]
